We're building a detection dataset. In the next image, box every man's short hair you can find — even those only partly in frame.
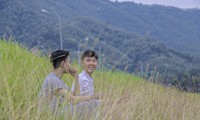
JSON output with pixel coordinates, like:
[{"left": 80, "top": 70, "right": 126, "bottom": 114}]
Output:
[
  {"left": 50, "top": 50, "right": 70, "bottom": 69},
  {"left": 81, "top": 50, "right": 98, "bottom": 61}
]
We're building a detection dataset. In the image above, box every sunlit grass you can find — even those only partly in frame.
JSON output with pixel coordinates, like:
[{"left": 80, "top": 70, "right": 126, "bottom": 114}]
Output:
[{"left": 0, "top": 39, "right": 200, "bottom": 120}]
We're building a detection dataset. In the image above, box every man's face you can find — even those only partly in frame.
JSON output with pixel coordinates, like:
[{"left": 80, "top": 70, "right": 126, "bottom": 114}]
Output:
[
  {"left": 82, "top": 56, "right": 98, "bottom": 74},
  {"left": 62, "top": 56, "right": 71, "bottom": 74}
]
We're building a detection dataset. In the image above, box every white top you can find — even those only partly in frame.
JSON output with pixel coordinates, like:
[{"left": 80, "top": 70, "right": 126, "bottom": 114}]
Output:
[
  {"left": 71, "top": 70, "right": 95, "bottom": 96},
  {"left": 71, "top": 71, "right": 99, "bottom": 111}
]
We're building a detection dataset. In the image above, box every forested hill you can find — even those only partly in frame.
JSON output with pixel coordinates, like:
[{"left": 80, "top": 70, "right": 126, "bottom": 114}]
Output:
[
  {"left": 105, "top": 2, "right": 200, "bottom": 56},
  {"left": 1, "top": 0, "right": 200, "bottom": 55},
  {"left": 0, "top": 0, "right": 200, "bottom": 91}
]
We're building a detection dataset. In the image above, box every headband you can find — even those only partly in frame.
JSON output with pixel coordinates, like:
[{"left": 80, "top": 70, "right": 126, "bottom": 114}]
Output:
[{"left": 50, "top": 54, "right": 66, "bottom": 62}]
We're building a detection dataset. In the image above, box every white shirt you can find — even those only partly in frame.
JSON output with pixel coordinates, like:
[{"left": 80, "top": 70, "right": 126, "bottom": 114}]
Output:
[
  {"left": 71, "top": 70, "right": 95, "bottom": 96},
  {"left": 71, "top": 71, "right": 99, "bottom": 110}
]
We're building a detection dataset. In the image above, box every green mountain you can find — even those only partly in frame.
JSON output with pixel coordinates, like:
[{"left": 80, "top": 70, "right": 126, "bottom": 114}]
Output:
[
  {"left": 1, "top": 0, "right": 200, "bottom": 56},
  {"left": 105, "top": 2, "right": 200, "bottom": 56},
  {"left": 9, "top": 0, "right": 199, "bottom": 56},
  {"left": 0, "top": 0, "right": 200, "bottom": 91}
]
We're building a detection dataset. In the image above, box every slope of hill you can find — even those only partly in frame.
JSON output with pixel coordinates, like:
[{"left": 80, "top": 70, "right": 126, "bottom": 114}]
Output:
[{"left": 0, "top": 39, "right": 200, "bottom": 119}]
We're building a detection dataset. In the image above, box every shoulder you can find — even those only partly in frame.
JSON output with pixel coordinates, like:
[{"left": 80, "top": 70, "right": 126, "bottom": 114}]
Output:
[
  {"left": 45, "top": 73, "right": 59, "bottom": 83},
  {"left": 42, "top": 73, "right": 63, "bottom": 87},
  {"left": 79, "top": 73, "right": 89, "bottom": 82}
]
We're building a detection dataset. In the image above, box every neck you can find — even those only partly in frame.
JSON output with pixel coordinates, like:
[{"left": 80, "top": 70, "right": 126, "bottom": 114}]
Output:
[
  {"left": 52, "top": 68, "right": 64, "bottom": 79},
  {"left": 84, "top": 70, "right": 92, "bottom": 78}
]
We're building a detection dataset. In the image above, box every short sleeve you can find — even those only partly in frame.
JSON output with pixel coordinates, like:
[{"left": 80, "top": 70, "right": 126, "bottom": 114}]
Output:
[{"left": 43, "top": 77, "right": 69, "bottom": 94}]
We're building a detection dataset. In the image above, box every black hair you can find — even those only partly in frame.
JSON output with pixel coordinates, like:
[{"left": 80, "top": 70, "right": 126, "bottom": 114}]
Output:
[
  {"left": 50, "top": 50, "right": 70, "bottom": 69},
  {"left": 81, "top": 50, "right": 98, "bottom": 61}
]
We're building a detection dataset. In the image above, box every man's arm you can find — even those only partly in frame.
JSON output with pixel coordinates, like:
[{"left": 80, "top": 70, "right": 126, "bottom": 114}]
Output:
[
  {"left": 57, "top": 88, "right": 100, "bottom": 104},
  {"left": 69, "top": 67, "right": 80, "bottom": 96},
  {"left": 73, "top": 75, "right": 80, "bottom": 96}
]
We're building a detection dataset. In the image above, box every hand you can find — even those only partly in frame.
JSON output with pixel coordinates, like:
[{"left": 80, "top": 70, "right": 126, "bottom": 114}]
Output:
[{"left": 69, "top": 67, "right": 78, "bottom": 77}]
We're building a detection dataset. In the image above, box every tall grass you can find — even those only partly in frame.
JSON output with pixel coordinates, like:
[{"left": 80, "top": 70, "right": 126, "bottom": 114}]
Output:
[{"left": 0, "top": 39, "right": 200, "bottom": 120}]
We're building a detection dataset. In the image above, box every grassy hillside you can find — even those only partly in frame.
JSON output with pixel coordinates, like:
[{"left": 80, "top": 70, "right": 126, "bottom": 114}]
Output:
[{"left": 0, "top": 39, "right": 200, "bottom": 119}]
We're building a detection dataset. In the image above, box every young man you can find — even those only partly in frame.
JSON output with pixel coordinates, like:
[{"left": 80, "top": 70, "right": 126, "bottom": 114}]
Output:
[
  {"left": 71, "top": 50, "right": 100, "bottom": 112},
  {"left": 38, "top": 50, "right": 101, "bottom": 116},
  {"left": 71, "top": 50, "right": 128, "bottom": 114}
]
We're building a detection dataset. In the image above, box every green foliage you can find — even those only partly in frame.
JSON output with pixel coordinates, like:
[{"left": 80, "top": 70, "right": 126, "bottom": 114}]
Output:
[
  {"left": 0, "top": 39, "right": 50, "bottom": 119},
  {"left": 1, "top": 0, "right": 200, "bottom": 55}
]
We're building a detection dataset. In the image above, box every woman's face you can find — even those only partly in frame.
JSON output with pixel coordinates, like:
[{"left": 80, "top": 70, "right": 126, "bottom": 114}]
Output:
[{"left": 82, "top": 56, "right": 98, "bottom": 75}]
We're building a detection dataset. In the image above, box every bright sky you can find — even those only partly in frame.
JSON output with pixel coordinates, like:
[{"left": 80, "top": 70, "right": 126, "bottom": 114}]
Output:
[{"left": 110, "top": 0, "right": 200, "bottom": 9}]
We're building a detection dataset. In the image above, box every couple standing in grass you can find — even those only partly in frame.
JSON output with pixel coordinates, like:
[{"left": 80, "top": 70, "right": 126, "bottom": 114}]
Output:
[{"left": 38, "top": 49, "right": 103, "bottom": 118}]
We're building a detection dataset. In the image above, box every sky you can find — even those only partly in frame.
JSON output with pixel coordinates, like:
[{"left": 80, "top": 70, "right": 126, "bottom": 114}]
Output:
[{"left": 110, "top": 0, "right": 200, "bottom": 9}]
